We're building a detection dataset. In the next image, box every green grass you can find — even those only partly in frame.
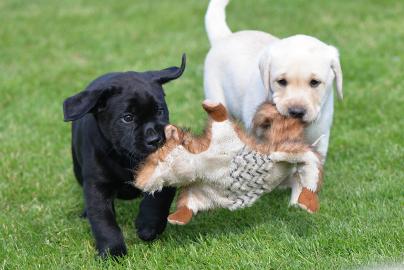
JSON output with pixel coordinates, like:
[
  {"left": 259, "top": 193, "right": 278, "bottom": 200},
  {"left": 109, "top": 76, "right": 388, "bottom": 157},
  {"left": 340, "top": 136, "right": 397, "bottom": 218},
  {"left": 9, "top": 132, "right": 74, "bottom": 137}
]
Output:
[{"left": 1, "top": 0, "right": 403, "bottom": 269}]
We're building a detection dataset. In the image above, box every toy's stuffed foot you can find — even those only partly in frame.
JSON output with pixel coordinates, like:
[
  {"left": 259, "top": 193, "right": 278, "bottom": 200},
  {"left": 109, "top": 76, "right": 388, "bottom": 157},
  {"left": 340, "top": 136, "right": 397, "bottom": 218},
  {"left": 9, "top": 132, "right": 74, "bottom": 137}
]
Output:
[
  {"left": 167, "top": 206, "right": 193, "bottom": 225},
  {"left": 164, "top": 125, "right": 180, "bottom": 141},
  {"left": 297, "top": 188, "right": 319, "bottom": 213},
  {"left": 202, "top": 100, "right": 228, "bottom": 122}
]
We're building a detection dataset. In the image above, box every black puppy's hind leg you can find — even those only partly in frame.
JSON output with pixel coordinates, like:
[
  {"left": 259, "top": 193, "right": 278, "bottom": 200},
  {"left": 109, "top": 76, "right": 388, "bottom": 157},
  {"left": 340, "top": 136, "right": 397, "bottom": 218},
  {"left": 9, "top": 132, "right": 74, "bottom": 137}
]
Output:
[{"left": 135, "top": 186, "right": 176, "bottom": 241}]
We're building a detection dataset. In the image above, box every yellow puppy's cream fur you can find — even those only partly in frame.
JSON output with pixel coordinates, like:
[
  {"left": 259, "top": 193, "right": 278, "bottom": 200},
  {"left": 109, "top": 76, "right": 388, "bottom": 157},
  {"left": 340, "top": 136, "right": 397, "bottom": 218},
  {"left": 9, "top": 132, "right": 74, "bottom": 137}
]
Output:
[{"left": 204, "top": 0, "right": 342, "bottom": 207}]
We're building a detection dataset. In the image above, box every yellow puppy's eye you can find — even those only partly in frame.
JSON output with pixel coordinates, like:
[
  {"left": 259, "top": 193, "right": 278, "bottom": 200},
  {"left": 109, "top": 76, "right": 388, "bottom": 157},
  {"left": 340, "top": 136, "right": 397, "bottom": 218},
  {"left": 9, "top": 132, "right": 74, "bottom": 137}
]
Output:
[
  {"left": 310, "top": 79, "right": 321, "bottom": 88},
  {"left": 277, "top": 79, "right": 287, "bottom": 87}
]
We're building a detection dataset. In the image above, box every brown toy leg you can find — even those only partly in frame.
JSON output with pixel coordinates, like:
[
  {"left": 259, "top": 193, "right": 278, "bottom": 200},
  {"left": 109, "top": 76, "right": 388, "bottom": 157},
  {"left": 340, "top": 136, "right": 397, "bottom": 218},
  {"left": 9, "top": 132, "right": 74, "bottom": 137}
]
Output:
[
  {"left": 167, "top": 206, "right": 193, "bottom": 225},
  {"left": 167, "top": 188, "right": 193, "bottom": 225},
  {"left": 202, "top": 100, "right": 228, "bottom": 122},
  {"left": 297, "top": 188, "right": 320, "bottom": 213}
]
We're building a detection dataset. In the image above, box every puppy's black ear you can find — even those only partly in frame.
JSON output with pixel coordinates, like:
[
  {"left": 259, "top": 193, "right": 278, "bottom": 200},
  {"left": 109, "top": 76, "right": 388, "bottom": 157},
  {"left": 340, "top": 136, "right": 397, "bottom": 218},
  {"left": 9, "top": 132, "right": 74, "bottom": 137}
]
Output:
[
  {"left": 151, "top": 53, "right": 186, "bottom": 85},
  {"left": 63, "top": 88, "right": 112, "bottom": 122}
]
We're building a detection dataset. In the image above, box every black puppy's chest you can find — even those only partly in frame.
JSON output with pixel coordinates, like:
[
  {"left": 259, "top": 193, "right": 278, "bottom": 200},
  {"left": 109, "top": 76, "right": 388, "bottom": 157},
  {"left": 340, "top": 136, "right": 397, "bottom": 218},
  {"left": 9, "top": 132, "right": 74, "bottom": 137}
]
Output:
[
  {"left": 85, "top": 145, "right": 142, "bottom": 200},
  {"left": 72, "top": 116, "right": 142, "bottom": 198},
  {"left": 99, "top": 154, "right": 134, "bottom": 183}
]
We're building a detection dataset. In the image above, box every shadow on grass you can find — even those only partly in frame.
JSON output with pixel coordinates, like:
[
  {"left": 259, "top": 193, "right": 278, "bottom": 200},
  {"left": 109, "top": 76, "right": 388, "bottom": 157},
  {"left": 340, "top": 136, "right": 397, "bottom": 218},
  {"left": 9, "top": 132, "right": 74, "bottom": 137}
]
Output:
[
  {"left": 66, "top": 186, "right": 317, "bottom": 251},
  {"left": 156, "top": 189, "right": 316, "bottom": 246},
  {"left": 169, "top": 190, "right": 313, "bottom": 237}
]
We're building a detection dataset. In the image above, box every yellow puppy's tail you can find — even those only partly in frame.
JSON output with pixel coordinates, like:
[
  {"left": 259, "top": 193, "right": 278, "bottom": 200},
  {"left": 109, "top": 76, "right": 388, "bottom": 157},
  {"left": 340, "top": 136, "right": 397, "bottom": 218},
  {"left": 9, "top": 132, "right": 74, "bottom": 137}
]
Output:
[{"left": 205, "top": 0, "right": 232, "bottom": 46}]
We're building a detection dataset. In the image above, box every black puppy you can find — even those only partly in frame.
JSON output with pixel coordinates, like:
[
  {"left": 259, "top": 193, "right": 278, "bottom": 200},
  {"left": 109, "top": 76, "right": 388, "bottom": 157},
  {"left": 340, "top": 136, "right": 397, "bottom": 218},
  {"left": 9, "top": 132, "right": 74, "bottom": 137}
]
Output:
[{"left": 63, "top": 54, "right": 186, "bottom": 258}]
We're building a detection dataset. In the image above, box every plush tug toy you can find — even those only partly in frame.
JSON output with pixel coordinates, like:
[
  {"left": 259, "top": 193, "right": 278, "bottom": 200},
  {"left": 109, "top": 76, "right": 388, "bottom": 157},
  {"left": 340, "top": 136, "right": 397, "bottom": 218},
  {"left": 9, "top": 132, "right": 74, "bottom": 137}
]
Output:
[{"left": 135, "top": 100, "right": 323, "bottom": 225}]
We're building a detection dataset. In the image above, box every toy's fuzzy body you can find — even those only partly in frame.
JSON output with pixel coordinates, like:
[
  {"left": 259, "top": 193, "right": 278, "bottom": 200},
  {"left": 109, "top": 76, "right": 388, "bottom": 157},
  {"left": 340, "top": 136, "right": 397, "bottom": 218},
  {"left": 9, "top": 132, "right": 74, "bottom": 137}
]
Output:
[{"left": 135, "top": 101, "right": 323, "bottom": 225}]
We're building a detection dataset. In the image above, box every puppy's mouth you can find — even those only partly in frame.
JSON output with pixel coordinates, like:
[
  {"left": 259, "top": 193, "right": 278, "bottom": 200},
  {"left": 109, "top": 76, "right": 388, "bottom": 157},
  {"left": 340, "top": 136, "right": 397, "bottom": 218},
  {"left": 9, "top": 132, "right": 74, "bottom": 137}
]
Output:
[
  {"left": 144, "top": 138, "right": 165, "bottom": 152},
  {"left": 274, "top": 103, "right": 318, "bottom": 123},
  {"left": 119, "top": 143, "right": 160, "bottom": 161},
  {"left": 293, "top": 113, "right": 318, "bottom": 124}
]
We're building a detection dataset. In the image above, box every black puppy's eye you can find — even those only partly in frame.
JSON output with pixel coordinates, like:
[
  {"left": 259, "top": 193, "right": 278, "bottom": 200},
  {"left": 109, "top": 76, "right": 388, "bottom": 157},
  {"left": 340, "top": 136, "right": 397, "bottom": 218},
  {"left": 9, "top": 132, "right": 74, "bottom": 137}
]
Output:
[
  {"left": 310, "top": 79, "right": 321, "bottom": 88},
  {"left": 122, "top": 114, "right": 134, "bottom": 123},
  {"left": 277, "top": 79, "right": 287, "bottom": 87},
  {"left": 157, "top": 109, "right": 164, "bottom": 116}
]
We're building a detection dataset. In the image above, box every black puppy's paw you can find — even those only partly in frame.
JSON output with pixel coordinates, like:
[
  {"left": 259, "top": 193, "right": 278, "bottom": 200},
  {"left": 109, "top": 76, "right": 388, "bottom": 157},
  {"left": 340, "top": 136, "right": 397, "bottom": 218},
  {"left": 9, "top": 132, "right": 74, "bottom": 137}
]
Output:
[
  {"left": 135, "top": 187, "right": 176, "bottom": 242},
  {"left": 135, "top": 218, "right": 167, "bottom": 242},
  {"left": 98, "top": 242, "right": 127, "bottom": 259},
  {"left": 137, "top": 227, "right": 158, "bottom": 242}
]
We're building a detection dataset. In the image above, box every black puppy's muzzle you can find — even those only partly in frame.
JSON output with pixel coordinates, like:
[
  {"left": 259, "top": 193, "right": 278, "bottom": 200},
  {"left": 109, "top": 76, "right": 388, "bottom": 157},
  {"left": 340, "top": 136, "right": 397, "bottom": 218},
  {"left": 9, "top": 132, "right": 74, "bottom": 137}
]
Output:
[
  {"left": 144, "top": 126, "right": 163, "bottom": 150},
  {"left": 146, "top": 134, "right": 163, "bottom": 147}
]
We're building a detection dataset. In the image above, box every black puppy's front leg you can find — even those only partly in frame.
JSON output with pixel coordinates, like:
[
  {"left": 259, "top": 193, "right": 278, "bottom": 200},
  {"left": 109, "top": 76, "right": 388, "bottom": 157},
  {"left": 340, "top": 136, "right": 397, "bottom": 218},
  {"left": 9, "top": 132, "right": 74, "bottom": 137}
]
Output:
[
  {"left": 135, "top": 186, "right": 176, "bottom": 241},
  {"left": 83, "top": 181, "right": 127, "bottom": 258}
]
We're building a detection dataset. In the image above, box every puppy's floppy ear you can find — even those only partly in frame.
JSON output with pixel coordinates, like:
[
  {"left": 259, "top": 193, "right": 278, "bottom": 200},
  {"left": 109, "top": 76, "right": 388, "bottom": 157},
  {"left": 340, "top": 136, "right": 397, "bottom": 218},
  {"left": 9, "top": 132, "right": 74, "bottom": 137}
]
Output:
[
  {"left": 329, "top": 46, "right": 343, "bottom": 100},
  {"left": 63, "top": 87, "right": 114, "bottom": 122},
  {"left": 258, "top": 49, "right": 272, "bottom": 94},
  {"left": 151, "top": 53, "right": 186, "bottom": 85}
]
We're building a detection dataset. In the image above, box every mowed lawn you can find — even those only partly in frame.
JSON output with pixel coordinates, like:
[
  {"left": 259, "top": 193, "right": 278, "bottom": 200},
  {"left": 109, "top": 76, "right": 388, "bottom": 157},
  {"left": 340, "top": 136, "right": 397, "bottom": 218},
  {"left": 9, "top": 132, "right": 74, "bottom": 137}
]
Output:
[{"left": 1, "top": 0, "right": 403, "bottom": 269}]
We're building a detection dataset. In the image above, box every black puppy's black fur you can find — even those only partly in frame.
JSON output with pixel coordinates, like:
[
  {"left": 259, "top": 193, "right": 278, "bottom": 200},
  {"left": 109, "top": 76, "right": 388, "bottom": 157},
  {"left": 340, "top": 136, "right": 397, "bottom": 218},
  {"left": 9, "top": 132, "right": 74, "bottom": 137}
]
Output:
[{"left": 63, "top": 55, "right": 186, "bottom": 258}]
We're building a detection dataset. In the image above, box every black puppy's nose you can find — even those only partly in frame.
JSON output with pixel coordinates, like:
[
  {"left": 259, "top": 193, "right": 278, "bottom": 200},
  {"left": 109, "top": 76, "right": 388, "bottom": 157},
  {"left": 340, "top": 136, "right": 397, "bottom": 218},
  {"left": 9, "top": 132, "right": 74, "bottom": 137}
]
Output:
[
  {"left": 288, "top": 107, "right": 306, "bottom": 118},
  {"left": 145, "top": 128, "right": 162, "bottom": 147}
]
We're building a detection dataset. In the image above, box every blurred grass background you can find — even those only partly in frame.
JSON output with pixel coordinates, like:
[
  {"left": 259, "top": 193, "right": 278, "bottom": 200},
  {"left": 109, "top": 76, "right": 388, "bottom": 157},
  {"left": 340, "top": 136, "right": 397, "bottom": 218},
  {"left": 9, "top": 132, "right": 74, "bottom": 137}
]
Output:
[{"left": 0, "top": 0, "right": 403, "bottom": 269}]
